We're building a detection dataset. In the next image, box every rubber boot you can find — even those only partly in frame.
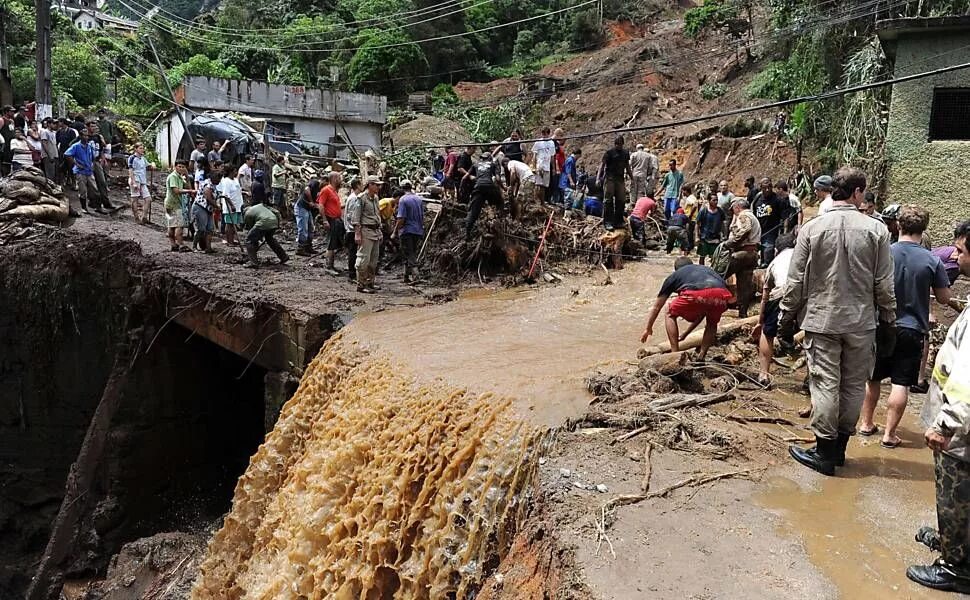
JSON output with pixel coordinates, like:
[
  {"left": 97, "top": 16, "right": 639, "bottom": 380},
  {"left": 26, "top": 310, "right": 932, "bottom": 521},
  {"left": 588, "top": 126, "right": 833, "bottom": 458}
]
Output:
[
  {"left": 296, "top": 244, "right": 312, "bottom": 257},
  {"left": 789, "top": 436, "right": 837, "bottom": 476},
  {"left": 908, "top": 559, "right": 970, "bottom": 593},
  {"left": 834, "top": 432, "right": 850, "bottom": 467},
  {"left": 244, "top": 243, "right": 260, "bottom": 268}
]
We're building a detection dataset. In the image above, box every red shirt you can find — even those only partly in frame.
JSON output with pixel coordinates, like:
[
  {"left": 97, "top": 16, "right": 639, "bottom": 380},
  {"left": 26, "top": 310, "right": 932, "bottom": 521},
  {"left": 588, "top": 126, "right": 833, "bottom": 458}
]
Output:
[
  {"left": 632, "top": 197, "right": 656, "bottom": 220},
  {"left": 317, "top": 185, "right": 342, "bottom": 219}
]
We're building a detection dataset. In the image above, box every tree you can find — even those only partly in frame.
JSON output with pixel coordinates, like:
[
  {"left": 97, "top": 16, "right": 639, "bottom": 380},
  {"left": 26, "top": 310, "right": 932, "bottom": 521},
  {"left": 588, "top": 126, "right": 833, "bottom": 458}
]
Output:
[
  {"left": 52, "top": 43, "right": 107, "bottom": 108},
  {"left": 166, "top": 54, "right": 243, "bottom": 89},
  {"left": 346, "top": 28, "right": 428, "bottom": 96}
]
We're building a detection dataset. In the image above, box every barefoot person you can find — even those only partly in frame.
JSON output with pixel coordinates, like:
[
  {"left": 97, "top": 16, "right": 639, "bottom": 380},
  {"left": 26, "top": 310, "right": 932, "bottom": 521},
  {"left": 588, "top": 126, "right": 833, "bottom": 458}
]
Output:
[
  {"left": 859, "top": 206, "right": 965, "bottom": 448},
  {"left": 640, "top": 257, "right": 733, "bottom": 361},
  {"left": 907, "top": 223, "right": 970, "bottom": 593}
]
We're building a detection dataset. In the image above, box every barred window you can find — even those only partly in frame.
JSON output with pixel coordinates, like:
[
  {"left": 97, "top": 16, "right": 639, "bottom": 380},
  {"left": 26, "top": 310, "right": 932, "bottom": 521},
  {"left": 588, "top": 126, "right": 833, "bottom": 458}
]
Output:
[{"left": 930, "top": 88, "right": 970, "bottom": 141}]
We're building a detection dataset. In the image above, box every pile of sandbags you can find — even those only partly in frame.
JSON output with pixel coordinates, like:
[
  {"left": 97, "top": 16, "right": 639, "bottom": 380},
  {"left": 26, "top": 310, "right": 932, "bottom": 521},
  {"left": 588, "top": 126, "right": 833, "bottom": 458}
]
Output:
[{"left": 0, "top": 167, "right": 70, "bottom": 224}]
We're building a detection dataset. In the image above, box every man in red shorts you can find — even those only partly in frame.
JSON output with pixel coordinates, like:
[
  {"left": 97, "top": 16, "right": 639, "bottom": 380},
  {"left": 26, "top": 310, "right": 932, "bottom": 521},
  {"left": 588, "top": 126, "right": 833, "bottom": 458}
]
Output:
[{"left": 640, "top": 257, "right": 733, "bottom": 361}]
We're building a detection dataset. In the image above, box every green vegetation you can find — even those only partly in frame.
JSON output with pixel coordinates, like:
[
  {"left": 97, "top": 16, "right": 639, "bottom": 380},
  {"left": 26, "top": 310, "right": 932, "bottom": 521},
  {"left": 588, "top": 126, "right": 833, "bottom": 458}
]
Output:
[{"left": 700, "top": 82, "right": 728, "bottom": 100}]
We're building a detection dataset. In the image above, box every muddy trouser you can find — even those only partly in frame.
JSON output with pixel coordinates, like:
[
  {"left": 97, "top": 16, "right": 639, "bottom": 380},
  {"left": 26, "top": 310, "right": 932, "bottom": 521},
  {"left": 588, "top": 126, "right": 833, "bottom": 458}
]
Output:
[
  {"left": 631, "top": 175, "right": 648, "bottom": 201},
  {"left": 401, "top": 232, "right": 421, "bottom": 275},
  {"left": 761, "top": 227, "right": 778, "bottom": 266},
  {"left": 247, "top": 227, "right": 288, "bottom": 263},
  {"left": 465, "top": 186, "right": 503, "bottom": 239},
  {"left": 666, "top": 226, "right": 687, "bottom": 253},
  {"left": 803, "top": 329, "right": 877, "bottom": 440},
  {"left": 345, "top": 230, "right": 358, "bottom": 278},
  {"left": 42, "top": 157, "right": 55, "bottom": 181},
  {"left": 935, "top": 452, "right": 970, "bottom": 568},
  {"left": 76, "top": 173, "right": 99, "bottom": 211},
  {"left": 685, "top": 220, "right": 696, "bottom": 252},
  {"left": 92, "top": 162, "right": 111, "bottom": 208},
  {"left": 294, "top": 202, "right": 314, "bottom": 246},
  {"left": 630, "top": 215, "right": 645, "bottom": 241},
  {"left": 356, "top": 227, "right": 382, "bottom": 285},
  {"left": 603, "top": 178, "right": 627, "bottom": 228},
  {"left": 726, "top": 249, "right": 758, "bottom": 315}
]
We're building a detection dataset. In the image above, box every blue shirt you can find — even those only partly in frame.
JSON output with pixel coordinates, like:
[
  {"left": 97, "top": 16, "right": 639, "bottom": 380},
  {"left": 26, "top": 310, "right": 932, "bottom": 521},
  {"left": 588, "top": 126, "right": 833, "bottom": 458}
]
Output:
[
  {"left": 892, "top": 241, "right": 950, "bottom": 334},
  {"left": 64, "top": 140, "right": 94, "bottom": 176},
  {"left": 396, "top": 194, "right": 425, "bottom": 236},
  {"left": 697, "top": 205, "right": 726, "bottom": 240},
  {"left": 560, "top": 155, "right": 578, "bottom": 190},
  {"left": 584, "top": 197, "right": 602, "bottom": 217}
]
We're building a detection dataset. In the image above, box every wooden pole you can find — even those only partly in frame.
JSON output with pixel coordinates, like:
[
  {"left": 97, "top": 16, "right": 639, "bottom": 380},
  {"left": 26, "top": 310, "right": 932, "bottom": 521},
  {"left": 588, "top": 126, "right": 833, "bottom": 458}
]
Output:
[{"left": 26, "top": 323, "right": 139, "bottom": 600}]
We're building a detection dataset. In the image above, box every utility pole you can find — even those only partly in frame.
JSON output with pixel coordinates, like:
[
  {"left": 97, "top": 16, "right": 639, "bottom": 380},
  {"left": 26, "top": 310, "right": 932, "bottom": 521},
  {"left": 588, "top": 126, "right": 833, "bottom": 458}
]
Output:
[
  {"left": 145, "top": 33, "right": 190, "bottom": 141},
  {"left": 0, "top": 3, "right": 14, "bottom": 107},
  {"left": 36, "top": 0, "right": 53, "bottom": 119}
]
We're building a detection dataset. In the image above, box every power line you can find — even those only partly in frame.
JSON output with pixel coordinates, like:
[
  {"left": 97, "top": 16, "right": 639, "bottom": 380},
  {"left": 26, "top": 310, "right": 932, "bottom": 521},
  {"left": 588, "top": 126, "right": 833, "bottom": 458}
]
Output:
[{"left": 120, "top": 0, "right": 598, "bottom": 53}]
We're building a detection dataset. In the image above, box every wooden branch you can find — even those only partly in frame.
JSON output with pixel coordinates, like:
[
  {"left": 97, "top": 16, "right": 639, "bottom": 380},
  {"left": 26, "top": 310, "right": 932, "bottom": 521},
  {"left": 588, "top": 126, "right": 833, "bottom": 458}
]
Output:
[
  {"left": 641, "top": 441, "right": 653, "bottom": 493},
  {"left": 649, "top": 391, "right": 733, "bottom": 411},
  {"left": 605, "top": 469, "right": 753, "bottom": 512},
  {"left": 726, "top": 415, "right": 796, "bottom": 426},
  {"left": 613, "top": 425, "right": 650, "bottom": 444}
]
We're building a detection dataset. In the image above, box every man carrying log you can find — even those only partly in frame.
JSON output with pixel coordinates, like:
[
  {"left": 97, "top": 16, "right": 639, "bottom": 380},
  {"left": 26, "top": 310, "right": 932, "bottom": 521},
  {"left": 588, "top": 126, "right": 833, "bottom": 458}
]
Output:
[{"left": 640, "top": 257, "right": 733, "bottom": 361}]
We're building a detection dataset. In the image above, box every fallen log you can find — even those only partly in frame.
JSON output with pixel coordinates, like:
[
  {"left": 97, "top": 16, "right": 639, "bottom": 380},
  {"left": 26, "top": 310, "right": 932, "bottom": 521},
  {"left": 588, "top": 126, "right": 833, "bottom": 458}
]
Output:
[
  {"left": 640, "top": 441, "right": 653, "bottom": 492},
  {"left": 649, "top": 391, "right": 733, "bottom": 411},
  {"left": 637, "top": 350, "right": 690, "bottom": 375},
  {"left": 638, "top": 315, "right": 760, "bottom": 357}
]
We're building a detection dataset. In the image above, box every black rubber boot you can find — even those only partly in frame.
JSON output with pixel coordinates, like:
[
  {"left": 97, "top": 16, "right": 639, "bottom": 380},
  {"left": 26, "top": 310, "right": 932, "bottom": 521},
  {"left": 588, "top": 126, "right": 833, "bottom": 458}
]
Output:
[
  {"left": 834, "top": 433, "right": 850, "bottom": 467},
  {"left": 916, "top": 526, "right": 942, "bottom": 552},
  {"left": 789, "top": 436, "right": 837, "bottom": 476},
  {"left": 907, "top": 559, "right": 970, "bottom": 593}
]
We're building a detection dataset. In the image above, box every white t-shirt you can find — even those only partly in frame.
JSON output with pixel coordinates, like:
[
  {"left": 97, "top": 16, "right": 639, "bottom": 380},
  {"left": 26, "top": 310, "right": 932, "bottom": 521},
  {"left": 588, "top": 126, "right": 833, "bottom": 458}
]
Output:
[
  {"left": 767, "top": 247, "right": 795, "bottom": 302},
  {"left": 818, "top": 194, "right": 833, "bottom": 214},
  {"left": 717, "top": 192, "right": 735, "bottom": 212},
  {"left": 238, "top": 163, "right": 253, "bottom": 191},
  {"left": 218, "top": 177, "right": 244, "bottom": 212},
  {"left": 531, "top": 140, "right": 555, "bottom": 173},
  {"left": 507, "top": 159, "right": 535, "bottom": 183}
]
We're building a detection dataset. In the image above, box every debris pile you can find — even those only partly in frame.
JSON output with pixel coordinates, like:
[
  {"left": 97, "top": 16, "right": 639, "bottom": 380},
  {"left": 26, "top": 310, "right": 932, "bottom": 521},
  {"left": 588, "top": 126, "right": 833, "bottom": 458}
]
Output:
[{"left": 0, "top": 167, "right": 70, "bottom": 225}]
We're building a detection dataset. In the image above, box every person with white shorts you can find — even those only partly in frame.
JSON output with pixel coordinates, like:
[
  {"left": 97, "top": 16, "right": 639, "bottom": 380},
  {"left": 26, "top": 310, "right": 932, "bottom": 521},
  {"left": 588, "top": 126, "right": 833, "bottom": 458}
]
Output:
[{"left": 127, "top": 142, "right": 154, "bottom": 224}]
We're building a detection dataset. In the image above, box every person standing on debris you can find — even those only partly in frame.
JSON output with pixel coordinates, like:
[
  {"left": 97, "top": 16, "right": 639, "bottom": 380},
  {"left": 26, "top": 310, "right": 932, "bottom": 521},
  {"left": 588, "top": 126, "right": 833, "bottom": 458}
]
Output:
[
  {"left": 393, "top": 179, "right": 425, "bottom": 284},
  {"left": 504, "top": 157, "right": 535, "bottom": 219},
  {"left": 629, "top": 144, "right": 656, "bottom": 201},
  {"left": 465, "top": 151, "right": 506, "bottom": 241},
  {"left": 906, "top": 222, "right": 970, "bottom": 594},
  {"left": 597, "top": 135, "right": 633, "bottom": 231},
  {"left": 680, "top": 184, "right": 699, "bottom": 253},
  {"left": 531, "top": 127, "right": 556, "bottom": 206},
  {"left": 640, "top": 257, "right": 733, "bottom": 362},
  {"left": 218, "top": 164, "right": 245, "bottom": 246},
  {"left": 318, "top": 171, "right": 345, "bottom": 275},
  {"left": 242, "top": 195, "right": 289, "bottom": 268},
  {"left": 294, "top": 177, "right": 320, "bottom": 257},
  {"left": 87, "top": 121, "right": 114, "bottom": 213},
  {"left": 96, "top": 109, "right": 116, "bottom": 168},
  {"left": 127, "top": 143, "right": 154, "bottom": 224},
  {"left": 343, "top": 178, "right": 363, "bottom": 282},
  {"left": 716, "top": 180, "right": 735, "bottom": 238},
  {"left": 752, "top": 177, "right": 788, "bottom": 266},
  {"left": 780, "top": 167, "right": 895, "bottom": 476},
  {"left": 40, "top": 118, "right": 58, "bottom": 181},
  {"left": 63, "top": 130, "right": 98, "bottom": 215},
  {"left": 666, "top": 208, "right": 690, "bottom": 255},
  {"left": 659, "top": 159, "right": 685, "bottom": 222},
  {"left": 456, "top": 146, "right": 476, "bottom": 204},
  {"left": 354, "top": 175, "right": 384, "bottom": 293},
  {"left": 191, "top": 169, "right": 220, "bottom": 254},
  {"left": 723, "top": 199, "right": 761, "bottom": 318},
  {"left": 560, "top": 147, "right": 581, "bottom": 207},
  {"left": 9, "top": 130, "right": 33, "bottom": 173},
  {"left": 165, "top": 160, "right": 193, "bottom": 252},
  {"left": 858, "top": 205, "right": 963, "bottom": 448},
  {"left": 696, "top": 192, "right": 727, "bottom": 266},
  {"left": 189, "top": 139, "right": 206, "bottom": 177},
  {"left": 238, "top": 155, "right": 254, "bottom": 203},
  {"left": 0, "top": 106, "right": 16, "bottom": 175},
  {"left": 755, "top": 233, "right": 797, "bottom": 387},
  {"left": 502, "top": 129, "right": 524, "bottom": 163},
  {"left": 271, "top": 155, "right": 289, "bottom": 213},
  {"left": 26, "top": 121, "right": 43, "bottom": 170},
  {"left": 814, "top": 175, "right": 834, "bottom": 214},
  {"left": 629, "top": 195, "right": 657, "bottom": 243},
  {"left": 442, "top": 146, "right": 459, "bottom": 202}
]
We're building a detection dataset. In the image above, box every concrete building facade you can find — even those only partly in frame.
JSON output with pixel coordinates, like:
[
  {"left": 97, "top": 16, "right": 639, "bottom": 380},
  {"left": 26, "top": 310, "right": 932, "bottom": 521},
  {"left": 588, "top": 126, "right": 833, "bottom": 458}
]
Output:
[
  {"left": 879, "top": 17, "right": 970, "bottom": 234},
  {"left": 172, "top": 76, "right": 387, "bottom": 160}
]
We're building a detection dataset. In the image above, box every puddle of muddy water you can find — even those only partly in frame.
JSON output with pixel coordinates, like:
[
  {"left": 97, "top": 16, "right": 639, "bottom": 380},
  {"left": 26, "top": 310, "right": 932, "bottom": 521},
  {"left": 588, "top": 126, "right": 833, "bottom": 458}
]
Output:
[
  {"left": 345, "top": 261, "right": 672, "bottom": 428},
  {"left": 759, "top": 416, "right": 942, "bottom": 599}
]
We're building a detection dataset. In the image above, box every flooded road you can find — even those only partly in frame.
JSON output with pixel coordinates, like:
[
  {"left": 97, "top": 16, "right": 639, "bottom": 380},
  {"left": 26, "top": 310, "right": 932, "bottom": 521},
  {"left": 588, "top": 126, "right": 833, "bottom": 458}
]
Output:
[{"left": 346, "top": 261, "right": 670, "bottom": 428}]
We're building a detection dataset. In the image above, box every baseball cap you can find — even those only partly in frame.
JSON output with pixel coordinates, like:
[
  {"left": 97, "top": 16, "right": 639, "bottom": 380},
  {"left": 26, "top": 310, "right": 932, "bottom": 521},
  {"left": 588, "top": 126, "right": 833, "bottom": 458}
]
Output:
[
  {"left": 813, "top": 175, "right": 833, "bottom": 191},
  {"left": 400, "top": 179, "right": 413, "bottom": 189},
  {"left": 365, "top": 175, "right": 384, "bottom": 186}
]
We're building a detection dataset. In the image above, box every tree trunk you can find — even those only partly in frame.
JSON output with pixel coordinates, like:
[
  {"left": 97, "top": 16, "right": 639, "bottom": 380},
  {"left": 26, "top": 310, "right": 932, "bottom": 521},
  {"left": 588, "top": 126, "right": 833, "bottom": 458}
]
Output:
[
  {"left": 638, "top": 315, "right": 760, "bottom": 357},
  {"left": 26, "top": 322, "right": 139, "bottom": 600}
]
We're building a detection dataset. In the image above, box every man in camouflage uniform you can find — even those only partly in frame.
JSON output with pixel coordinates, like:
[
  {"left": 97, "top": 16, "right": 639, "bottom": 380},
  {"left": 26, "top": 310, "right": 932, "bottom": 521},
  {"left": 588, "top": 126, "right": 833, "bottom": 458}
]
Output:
[
  {"left": 909, "top": 222, "right": 970, "bottom": 593},
  {"left": 723, "top": 198, "right": 761, "bottom": 318}
]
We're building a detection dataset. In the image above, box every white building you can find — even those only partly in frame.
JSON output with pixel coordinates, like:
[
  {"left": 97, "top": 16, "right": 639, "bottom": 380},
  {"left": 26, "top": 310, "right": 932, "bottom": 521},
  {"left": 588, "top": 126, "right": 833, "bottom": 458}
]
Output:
[
  {"left": 59, "top": 0, "right": 139, "bottom": 32},
  {"left": 154, "top": 76, "right": 387, "bottom": 167}
]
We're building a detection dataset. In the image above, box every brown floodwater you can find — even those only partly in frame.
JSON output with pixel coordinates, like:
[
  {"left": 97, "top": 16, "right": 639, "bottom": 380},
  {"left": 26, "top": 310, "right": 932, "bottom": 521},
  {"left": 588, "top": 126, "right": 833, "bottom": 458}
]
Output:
[
  {"left": 759, "top": 398, "right": 942, "bottom": 599},
  {"left": 345, "top": 261, "right": 672, "bottom": 428}
]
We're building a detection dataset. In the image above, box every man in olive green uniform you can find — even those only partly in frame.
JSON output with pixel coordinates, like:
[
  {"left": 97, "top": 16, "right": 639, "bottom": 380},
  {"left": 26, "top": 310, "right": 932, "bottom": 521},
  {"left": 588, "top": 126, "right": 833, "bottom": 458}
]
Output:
[{"left": 354, "top": 175, "right": 384, "bottom": 293}]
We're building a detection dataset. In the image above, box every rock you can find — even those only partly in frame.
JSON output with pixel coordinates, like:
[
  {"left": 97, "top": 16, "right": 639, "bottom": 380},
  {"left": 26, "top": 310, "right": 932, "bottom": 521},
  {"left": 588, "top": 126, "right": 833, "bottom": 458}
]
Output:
[
  {"left": 559, "top": 468, "right": 571, "bottom": 478},
  {"left": 595, "top": 484, "right": 609, "bottom": 493},
  {"left": 572, "top": 481, "right": 587, "bottom": 490},
  {"left": 494, "top": 573, "right": 505, "bottom": 585}
]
